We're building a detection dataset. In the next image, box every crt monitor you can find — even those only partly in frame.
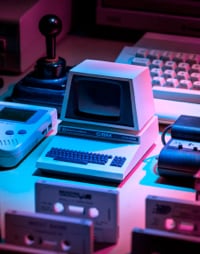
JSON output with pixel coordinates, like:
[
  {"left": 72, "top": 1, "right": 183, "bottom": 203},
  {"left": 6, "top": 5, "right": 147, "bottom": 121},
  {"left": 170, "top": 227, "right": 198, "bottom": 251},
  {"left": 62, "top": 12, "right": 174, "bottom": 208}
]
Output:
[
  {"left": 64, "top": 75, "right": 133, "bottom": 128},
  {"left": 60, "top": 59, "right": 155, "bottom": 138}
]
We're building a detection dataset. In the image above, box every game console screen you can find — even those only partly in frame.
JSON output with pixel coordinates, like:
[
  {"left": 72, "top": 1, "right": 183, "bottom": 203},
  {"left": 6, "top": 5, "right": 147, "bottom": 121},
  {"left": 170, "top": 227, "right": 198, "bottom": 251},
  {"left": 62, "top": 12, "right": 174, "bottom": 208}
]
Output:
[{"left": 0, "top": 107, "right": 36, "bottom": 122}]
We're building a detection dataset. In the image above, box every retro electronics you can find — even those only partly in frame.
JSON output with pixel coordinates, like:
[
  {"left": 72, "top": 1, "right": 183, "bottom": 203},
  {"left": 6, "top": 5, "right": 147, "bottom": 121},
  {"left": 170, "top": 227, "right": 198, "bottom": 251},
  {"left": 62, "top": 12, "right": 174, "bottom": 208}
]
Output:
[
  {"left": 0, "top": 101, "right": 57, "bottom": 168},
  {"left": 2, "top": 210, "right": 93, "bottom": 254},
  {"left": 58, "top": 59, "right": 157, "bottom": 140},
  {"left": 0, "top": 0, "right": 71, "bottom": 73},
  {"left": 157, "top": 115, "right": 200, "bottom": 179},
  {"left": 35, "top": 180, "right": 119, "bottom": 243},
  {"left": 11, "top": 14, "right": 69, "bottom": 115},
  {"left": 96, "top": 0, "right": 200, "bottom": 37},
  {"left": 131, "top": 227, "right": 200, "bottom": 254},
  {"left": 36, "top": 59, "right": 158, "bottom": 182}
]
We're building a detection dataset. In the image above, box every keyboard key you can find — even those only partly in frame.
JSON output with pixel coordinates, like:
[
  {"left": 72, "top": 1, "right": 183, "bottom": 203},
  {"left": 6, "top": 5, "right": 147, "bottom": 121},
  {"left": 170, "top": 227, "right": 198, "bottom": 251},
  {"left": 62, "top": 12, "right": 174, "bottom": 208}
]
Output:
[
  {"left": 150, "top": 59, "right": 164, "bottom": 69},
  {"left": 192, "top": 81, "right": 200, "bottom": 90},
  {"left": 110, "top": 156, "right": 126, "bottom": 167},
  {"left": 135, "top": 48, "right": 149, "bottom": 58},
  {"left": 150, "top": 68, "right": 163, "bottom": 77},
  {"left": 165, "top": 78, "right": 179, "bottom": 88},
  {"left": 190, "top": 64, "right": 200, "bottom": 73},
  {"left": 163, "top": 69, "right": 176, "bottom": 79},
  {"left": 160, "top": 51, "right": 174, "bottom": 61},
  {"left": 173, "top": 52, "right": 187, "bottom": 63},
  {"left": 186, "top": 54, "right": 200, "bottom": 65},
  {"left": 131, "top": 57, "right": 151, "bottom": 66},
  {"left": 176, "top": 71, "right": 190, "bottom": 81},
  {"left": 152, "top": 76, "right": 166, "bottom": 86},
  {"left": 176, "top": 62, "right": 190, "bottom": 72},
  {"left": 179, "top": 79, "right": 193, "bottom": 89},
  {"left": 163, "top": 60, "right": 177, "bottom": 71},
  {"left": 190, "top": 72, "right": 200, "bottom": 82},
  {"left": 147, "top": 49, "right": 161, "bottom": 60}
]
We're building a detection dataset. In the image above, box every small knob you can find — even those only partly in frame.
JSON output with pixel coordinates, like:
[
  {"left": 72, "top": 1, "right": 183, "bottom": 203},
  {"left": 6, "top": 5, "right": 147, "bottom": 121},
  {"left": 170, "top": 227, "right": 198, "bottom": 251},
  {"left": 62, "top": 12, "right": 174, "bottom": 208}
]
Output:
[{"left": 39, "top": 14, "right": 62, "bottom": 60}]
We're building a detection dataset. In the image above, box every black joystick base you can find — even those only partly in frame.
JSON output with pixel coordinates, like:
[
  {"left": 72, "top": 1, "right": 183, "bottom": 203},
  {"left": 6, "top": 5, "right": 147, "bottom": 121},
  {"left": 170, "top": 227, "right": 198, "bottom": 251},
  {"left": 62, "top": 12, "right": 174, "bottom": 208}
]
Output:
[{"left": 10, "top": 14, "right": 71, "bottom": 115}]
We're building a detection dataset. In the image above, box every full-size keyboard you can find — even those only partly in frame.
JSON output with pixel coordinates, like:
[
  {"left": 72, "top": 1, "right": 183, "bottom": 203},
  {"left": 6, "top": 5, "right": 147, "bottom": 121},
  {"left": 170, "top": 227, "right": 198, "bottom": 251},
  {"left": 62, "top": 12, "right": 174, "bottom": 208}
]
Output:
[{"left": 116, "top": 32, "right": 200, "bottom": 124}]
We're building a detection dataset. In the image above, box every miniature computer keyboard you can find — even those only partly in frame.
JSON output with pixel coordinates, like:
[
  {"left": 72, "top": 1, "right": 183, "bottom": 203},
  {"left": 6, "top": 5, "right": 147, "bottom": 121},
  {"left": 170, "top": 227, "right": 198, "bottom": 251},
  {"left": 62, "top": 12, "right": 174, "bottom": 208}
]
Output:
[
  {"left": 116, "top": 32, "right": 200, "bottom": 124},
  {"left": 45, "top": 147, "right": 127, "bottom": 167}
]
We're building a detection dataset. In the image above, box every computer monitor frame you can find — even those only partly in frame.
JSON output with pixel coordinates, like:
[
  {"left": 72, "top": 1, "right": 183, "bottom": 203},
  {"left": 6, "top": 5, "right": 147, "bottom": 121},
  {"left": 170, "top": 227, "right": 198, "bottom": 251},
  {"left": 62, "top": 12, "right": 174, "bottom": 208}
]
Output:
[{"left": 59, "top": 59, "right": 155, "bottom": 143}]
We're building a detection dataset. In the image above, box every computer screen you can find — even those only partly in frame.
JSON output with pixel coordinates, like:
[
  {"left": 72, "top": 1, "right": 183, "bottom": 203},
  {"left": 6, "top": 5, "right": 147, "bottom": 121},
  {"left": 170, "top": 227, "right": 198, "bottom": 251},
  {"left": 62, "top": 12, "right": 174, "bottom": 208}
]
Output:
[
  {"left": 65, "top": 75, "right": 134, "bottom": 128},
  {"left": 96, "top": 0, "right": 200, "bottom": 37}
]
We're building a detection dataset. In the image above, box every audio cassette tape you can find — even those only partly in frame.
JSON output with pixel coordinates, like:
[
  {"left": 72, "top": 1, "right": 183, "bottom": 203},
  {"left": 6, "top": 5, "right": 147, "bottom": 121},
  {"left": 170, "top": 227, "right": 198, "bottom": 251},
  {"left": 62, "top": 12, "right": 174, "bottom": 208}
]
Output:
[
  {"left": 131, "top": 227, "right": 200, "bottom": 254},
  {"left": 3, "top": 210, "right": 93, "bottom": 254},
  {"left": 146, "top": 195, "right": 200, "bottom": 237},
  {"left": 35, "top": 180, "right": 119, "bottom": 243}
]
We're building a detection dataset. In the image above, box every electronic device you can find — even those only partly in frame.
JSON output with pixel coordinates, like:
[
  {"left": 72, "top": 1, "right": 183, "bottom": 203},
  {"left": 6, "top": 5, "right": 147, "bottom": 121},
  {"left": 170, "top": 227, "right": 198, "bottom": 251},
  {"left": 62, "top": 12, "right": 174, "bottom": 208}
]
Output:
[
  {"left": 0, "top": 0, "right": 71, "bottom": 74},
  {"left": 131, "top": 227, "right": 200, "bottom": 254},
  {"left": 3, "top": 210, "right": 93, "bottom": 254},
  {"left": 0, "top": 245, "right": 71, "bottom": 254},
  {"left": 11, "top": 14, "right": 70, "bottom": 115},
  {"left": 146, "top": 195, "right": 200, "bottom": 237},
  {"left": 0, "top": 101, "right": 57, "bottom": 168},
  {"left": 36, "top": 59, "right": 159, "bottom": 182},
  {"left": 96, "top": 0, "right": 200, "bottom": 38},
  {"left": 157, "top": 115, "right": 200, "bottom": 179},
  {"left": 116, "top": 32, "right": 200, "bottom": 124},
  {"left": 35, "top": 179, "right": 119, "bottom": 243}
]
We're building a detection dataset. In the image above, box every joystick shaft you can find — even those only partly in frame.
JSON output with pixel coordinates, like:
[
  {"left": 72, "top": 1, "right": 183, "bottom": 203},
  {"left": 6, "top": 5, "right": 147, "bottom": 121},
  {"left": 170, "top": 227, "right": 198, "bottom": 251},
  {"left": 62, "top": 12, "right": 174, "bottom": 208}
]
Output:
[{"left": 39, "top": 14, "right": 62, "bottom": 60}]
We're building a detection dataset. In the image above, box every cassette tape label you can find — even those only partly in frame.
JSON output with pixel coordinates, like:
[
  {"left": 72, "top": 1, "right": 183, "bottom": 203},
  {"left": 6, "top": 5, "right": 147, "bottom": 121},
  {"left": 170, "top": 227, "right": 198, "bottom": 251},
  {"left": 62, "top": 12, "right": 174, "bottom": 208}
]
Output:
[
  {"left": 146, "top": 195, "right": 200, "bottom": 237},
  {"left": 5, "top": 210, "right": 93, "bottom": 254},
  {"left": 35, "top": 180, "right": 119, "bottom": 243}
]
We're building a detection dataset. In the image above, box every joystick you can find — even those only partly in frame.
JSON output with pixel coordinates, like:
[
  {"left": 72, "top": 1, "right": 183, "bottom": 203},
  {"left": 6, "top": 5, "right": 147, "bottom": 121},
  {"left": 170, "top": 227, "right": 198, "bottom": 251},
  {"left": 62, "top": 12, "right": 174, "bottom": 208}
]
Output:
[
  {"left": 35, "top": 14, "right": 66, "bottom": 79},
  {"left": 10, "top": 14, "right": 70, "bottom": 115}
]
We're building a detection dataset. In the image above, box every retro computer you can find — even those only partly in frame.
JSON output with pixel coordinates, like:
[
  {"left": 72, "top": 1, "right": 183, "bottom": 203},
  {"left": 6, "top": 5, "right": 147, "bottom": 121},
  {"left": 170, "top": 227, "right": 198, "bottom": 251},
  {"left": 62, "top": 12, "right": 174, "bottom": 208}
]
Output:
[{"left": 36, "top": 59, "right": 158, "bottom": 182}]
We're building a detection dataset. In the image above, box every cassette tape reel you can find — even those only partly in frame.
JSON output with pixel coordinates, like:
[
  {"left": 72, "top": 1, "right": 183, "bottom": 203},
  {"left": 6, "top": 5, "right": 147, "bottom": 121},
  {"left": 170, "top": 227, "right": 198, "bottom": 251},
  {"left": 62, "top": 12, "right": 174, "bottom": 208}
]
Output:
[
  {"left": 35, "top": 180, "right": 119, "bottom": 243},
  {"left": 4, "top": 210, "right": 93, "bottom": 254},
  {"left": 146, "top": 195, "right": 200, "bottom": 237}
]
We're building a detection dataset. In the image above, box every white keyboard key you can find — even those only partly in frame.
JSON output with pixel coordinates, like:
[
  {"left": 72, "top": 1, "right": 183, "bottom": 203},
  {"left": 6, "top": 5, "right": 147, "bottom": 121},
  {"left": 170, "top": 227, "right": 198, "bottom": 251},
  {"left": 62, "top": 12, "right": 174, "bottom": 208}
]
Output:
[
  {"left": 163, "top": 60, "right": 177, "bottom": 70},
  {"left": 186, "top": 54, "right": 200, "bottom": 65},
  {"left": 150, "top": 59, "right": 164, "bottom": 69},
  {"left": 165, "top": 78, "right": 179, "bottom": 87},
  {"left": 190, "top": 72, "right": 200, "bottom": 82},
  {"left": 176, "top": 62, "right": 190, "bottom": 72},
  {"left": 131, "top": 57, "right": 151, "bottom": 66},
  {"left": 147, "top": 49, "right": 161, "bottom": 60},
  {"left": 152, "top": 76, "right": 165, "bottom": 86},
  {"left": 150, "top": 68, "right": 163, "bottom": 77},
  {"left": 163, "top": 69, "right": 176, "bottom": 79},
  {"left": 179, "top": 79, "right": 193, "bottom": 89},
  {"left": 173, "top": 52, "right": 188, "bottom": 63},
  {"left": 176, "top": 71, "right": 190, "bottom": 80},
  {"left": 190, "top": 64, "right": 200, "bottom": 73},
  {"left": 135, "top": 48, "right": 149, "bottom": 58},
  {"left": 160, "top": 51, "right": 174, "bottom": 61},
  {"left": 192, "top": 81, "right": 200, "bottom": 90}
]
